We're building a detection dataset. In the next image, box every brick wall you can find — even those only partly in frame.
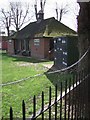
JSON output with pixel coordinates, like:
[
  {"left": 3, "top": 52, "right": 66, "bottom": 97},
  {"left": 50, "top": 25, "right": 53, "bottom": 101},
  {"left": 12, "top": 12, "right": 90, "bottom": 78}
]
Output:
[
  {"left": 30, "top": 38, "right": 50, "bottom": 59},
  {"left": 2, "top": 40, "right": 8, "bottom": 50},
  {"left": 7, "top": 40, "right": 14, "bottom": 55},
  {"left": 0, "top": 36, "right": 8, "bottom": 50}
]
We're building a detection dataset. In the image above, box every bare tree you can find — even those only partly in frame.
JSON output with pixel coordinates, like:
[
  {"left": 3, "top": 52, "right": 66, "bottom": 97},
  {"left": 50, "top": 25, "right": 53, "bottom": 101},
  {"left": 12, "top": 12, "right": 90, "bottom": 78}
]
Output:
[
  {"left": 55, "top": 2, "right": 69, "bottom": 22},
  {"left": 0, "top": 2, "right": 33, "bottom": 36},
  {"left": 34, "top": 0, "right": 46, "bottom": 20},
  {"left": 1, "top": 9, "right": 12, "bottom": 37},
  {"left": 40, "top": 0, "right": 46, "bottom": 11},
  {"left": 34, "top": 0, "right": 38, "bottom": 20},
  {"left": 55, "top": 2, "right": 59, "bottom": 21},
  {"left": 10, "top": 2, "right": 30, "bottom": 32}
]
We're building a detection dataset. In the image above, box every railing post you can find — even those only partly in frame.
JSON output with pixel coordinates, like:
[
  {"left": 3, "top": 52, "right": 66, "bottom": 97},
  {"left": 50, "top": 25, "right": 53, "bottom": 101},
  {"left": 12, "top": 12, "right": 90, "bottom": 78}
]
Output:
[
  {"left": 60, "top": 82, "right": 62, "bottom": 120},
  {"left": 86, "top": 68, "right": 89, "bottom": 118},
  {"left": 79, "top": 71, "right": 82, "bottom": 118},
  {"left": 22, "top": 100, "right": 25, "bottom": 120},
  {"left": 75, "top": 72, "right": 78, "bottom": 119},
  {"left": 88, "top": 46, "right": 90, "bottom": 119},
  {"left": 49, "top": 86, "right": 51, "bottom": 120},
  {"left": 64, "top": 80, "right": 67, "bottom": 120},
  {"left": 33, "top": 95, "right": 36, "bottom": 120},
  {"left": 71, "top": 73, "right": 75, "bottom": 119},
  {"left": 55, "top": 84, "right": 57, "bottom": 120},
  {"left": 77, "top": 71, "right": 81, "bottom": 119},
  {"left": 42, "top": 91, "right": 44, "bottom": 120},
  {"left": 10, "top": 107, "right": 13, "bottom": 120},
  {"left": 68, "top": 78, "right": 71, "bottom": 120}
]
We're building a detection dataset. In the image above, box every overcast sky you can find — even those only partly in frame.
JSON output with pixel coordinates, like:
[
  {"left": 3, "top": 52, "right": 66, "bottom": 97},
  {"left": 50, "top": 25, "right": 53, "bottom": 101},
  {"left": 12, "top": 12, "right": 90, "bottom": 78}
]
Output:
[{"left": 0, "top": 0, "right": 79, "bottom": 32}]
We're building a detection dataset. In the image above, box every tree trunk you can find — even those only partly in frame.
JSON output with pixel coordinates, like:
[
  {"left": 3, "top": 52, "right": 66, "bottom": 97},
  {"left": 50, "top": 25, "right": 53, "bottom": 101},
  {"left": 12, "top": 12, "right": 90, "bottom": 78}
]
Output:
[
  {"left": 78, "top": 2, "right": 90, "bottom": 118},
  {"left": 78, "top": 2, "right": 90, "bottom": 70},
  {"left": 7, "top": 26, "right": 10, "bottom": 38}
]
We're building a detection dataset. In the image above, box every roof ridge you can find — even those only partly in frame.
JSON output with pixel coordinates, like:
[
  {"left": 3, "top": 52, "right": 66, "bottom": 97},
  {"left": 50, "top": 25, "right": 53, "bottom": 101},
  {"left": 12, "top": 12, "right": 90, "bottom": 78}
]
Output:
[{"left": 11, "top": 17, "right": 77, "bottom": 39}]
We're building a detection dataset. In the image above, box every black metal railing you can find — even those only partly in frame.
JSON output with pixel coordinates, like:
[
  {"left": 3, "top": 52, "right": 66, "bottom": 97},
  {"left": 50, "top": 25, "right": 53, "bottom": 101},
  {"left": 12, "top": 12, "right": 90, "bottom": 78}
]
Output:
[
  {"left": 8, "top": 68, "right": 89, "bottom": 120},
  {"left": 2, "top": 46, "right": 90, "bottom": 120}
]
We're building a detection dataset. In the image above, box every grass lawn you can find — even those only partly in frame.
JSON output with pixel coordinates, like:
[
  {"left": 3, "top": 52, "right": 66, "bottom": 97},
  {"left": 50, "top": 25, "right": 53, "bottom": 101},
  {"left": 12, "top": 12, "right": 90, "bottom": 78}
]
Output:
[{"left": 1, "top": 51, "right": 72, "bottom": 118}]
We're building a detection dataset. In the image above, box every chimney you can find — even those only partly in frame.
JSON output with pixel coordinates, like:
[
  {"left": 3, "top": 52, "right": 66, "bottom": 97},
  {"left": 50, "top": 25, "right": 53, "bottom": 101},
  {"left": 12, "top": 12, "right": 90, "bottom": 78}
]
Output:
[
  {"left": 36, "top": 0, "right": 44, "bottom": 23},
  {"left": 37, "top": 10, "right": 44, "bottom": 22}
]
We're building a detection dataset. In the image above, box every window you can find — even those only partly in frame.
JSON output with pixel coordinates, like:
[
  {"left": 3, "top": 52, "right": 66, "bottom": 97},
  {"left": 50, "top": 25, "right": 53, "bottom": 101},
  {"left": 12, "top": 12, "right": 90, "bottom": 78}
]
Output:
[
  {"left": 26, "top": 40, "right": 29, "bottom": 51},
  {"left": 9, "top": 40, "right": 12, "bottom": 43},
  {"left": 21, "top": 40, "right": 24, "bottom": 50},
  {"left": 34, "top": 39, "right": 40, "bottom": 46},
  {"left": 21, "top": 39, "right": 29, "bottom": 51}
]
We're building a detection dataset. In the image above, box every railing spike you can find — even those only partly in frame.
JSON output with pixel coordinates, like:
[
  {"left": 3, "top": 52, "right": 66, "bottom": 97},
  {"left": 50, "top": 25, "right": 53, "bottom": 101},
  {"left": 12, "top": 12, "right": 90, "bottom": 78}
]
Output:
[
  {"left": 22, "top": 100, "right": 25, "bottom": 120},
  {"left": 10, "top": 106, "right": 13, "bottom": 120}
]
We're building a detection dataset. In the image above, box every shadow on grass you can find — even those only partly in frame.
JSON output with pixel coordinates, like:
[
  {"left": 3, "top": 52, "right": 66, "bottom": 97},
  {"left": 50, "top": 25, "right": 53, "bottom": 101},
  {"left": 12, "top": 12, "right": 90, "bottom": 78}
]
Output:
[
  {"left": 2, "top": 51, "right": 52, "bottom": 63},
  {"left": 12, "top": 56, "right": 51, "bottom": 63},
  {"left": 45, "top": 65, "right": 73, "bottom": 91}
]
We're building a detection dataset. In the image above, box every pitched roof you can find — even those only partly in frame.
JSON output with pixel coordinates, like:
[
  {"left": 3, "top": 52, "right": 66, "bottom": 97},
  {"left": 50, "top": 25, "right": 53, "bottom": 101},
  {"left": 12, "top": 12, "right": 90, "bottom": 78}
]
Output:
[{"left": 12, "top": 17, "right": 77, "bottom": 40}]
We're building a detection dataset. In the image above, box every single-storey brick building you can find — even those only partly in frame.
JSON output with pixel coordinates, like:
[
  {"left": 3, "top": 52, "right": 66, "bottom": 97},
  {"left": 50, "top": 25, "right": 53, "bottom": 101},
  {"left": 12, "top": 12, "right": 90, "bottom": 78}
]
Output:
[
  {"left": 8, "top": 11, "right": 76, "bottom": 60},
  {"left": 0, "top": 36, "right": 8, "bottom": 50}
]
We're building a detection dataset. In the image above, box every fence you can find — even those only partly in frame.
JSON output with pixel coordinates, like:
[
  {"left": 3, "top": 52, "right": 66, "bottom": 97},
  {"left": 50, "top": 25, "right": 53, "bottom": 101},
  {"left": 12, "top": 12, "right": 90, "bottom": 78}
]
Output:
[
  {"left": 8, "top": 68, "right": 89, "bottom": 120},
  {"left": 2, "top": 46, "right": 90, "bottom": 119}
]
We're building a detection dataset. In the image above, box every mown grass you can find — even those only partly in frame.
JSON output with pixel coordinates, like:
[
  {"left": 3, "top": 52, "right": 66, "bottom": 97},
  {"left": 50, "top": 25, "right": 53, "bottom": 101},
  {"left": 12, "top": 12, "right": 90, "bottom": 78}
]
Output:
[
  {"left": 2, "top": 51, "right": 53, "bottom": 83},
  {"left": 1, "top": 51, "right": 73, "bottom": 118}
]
